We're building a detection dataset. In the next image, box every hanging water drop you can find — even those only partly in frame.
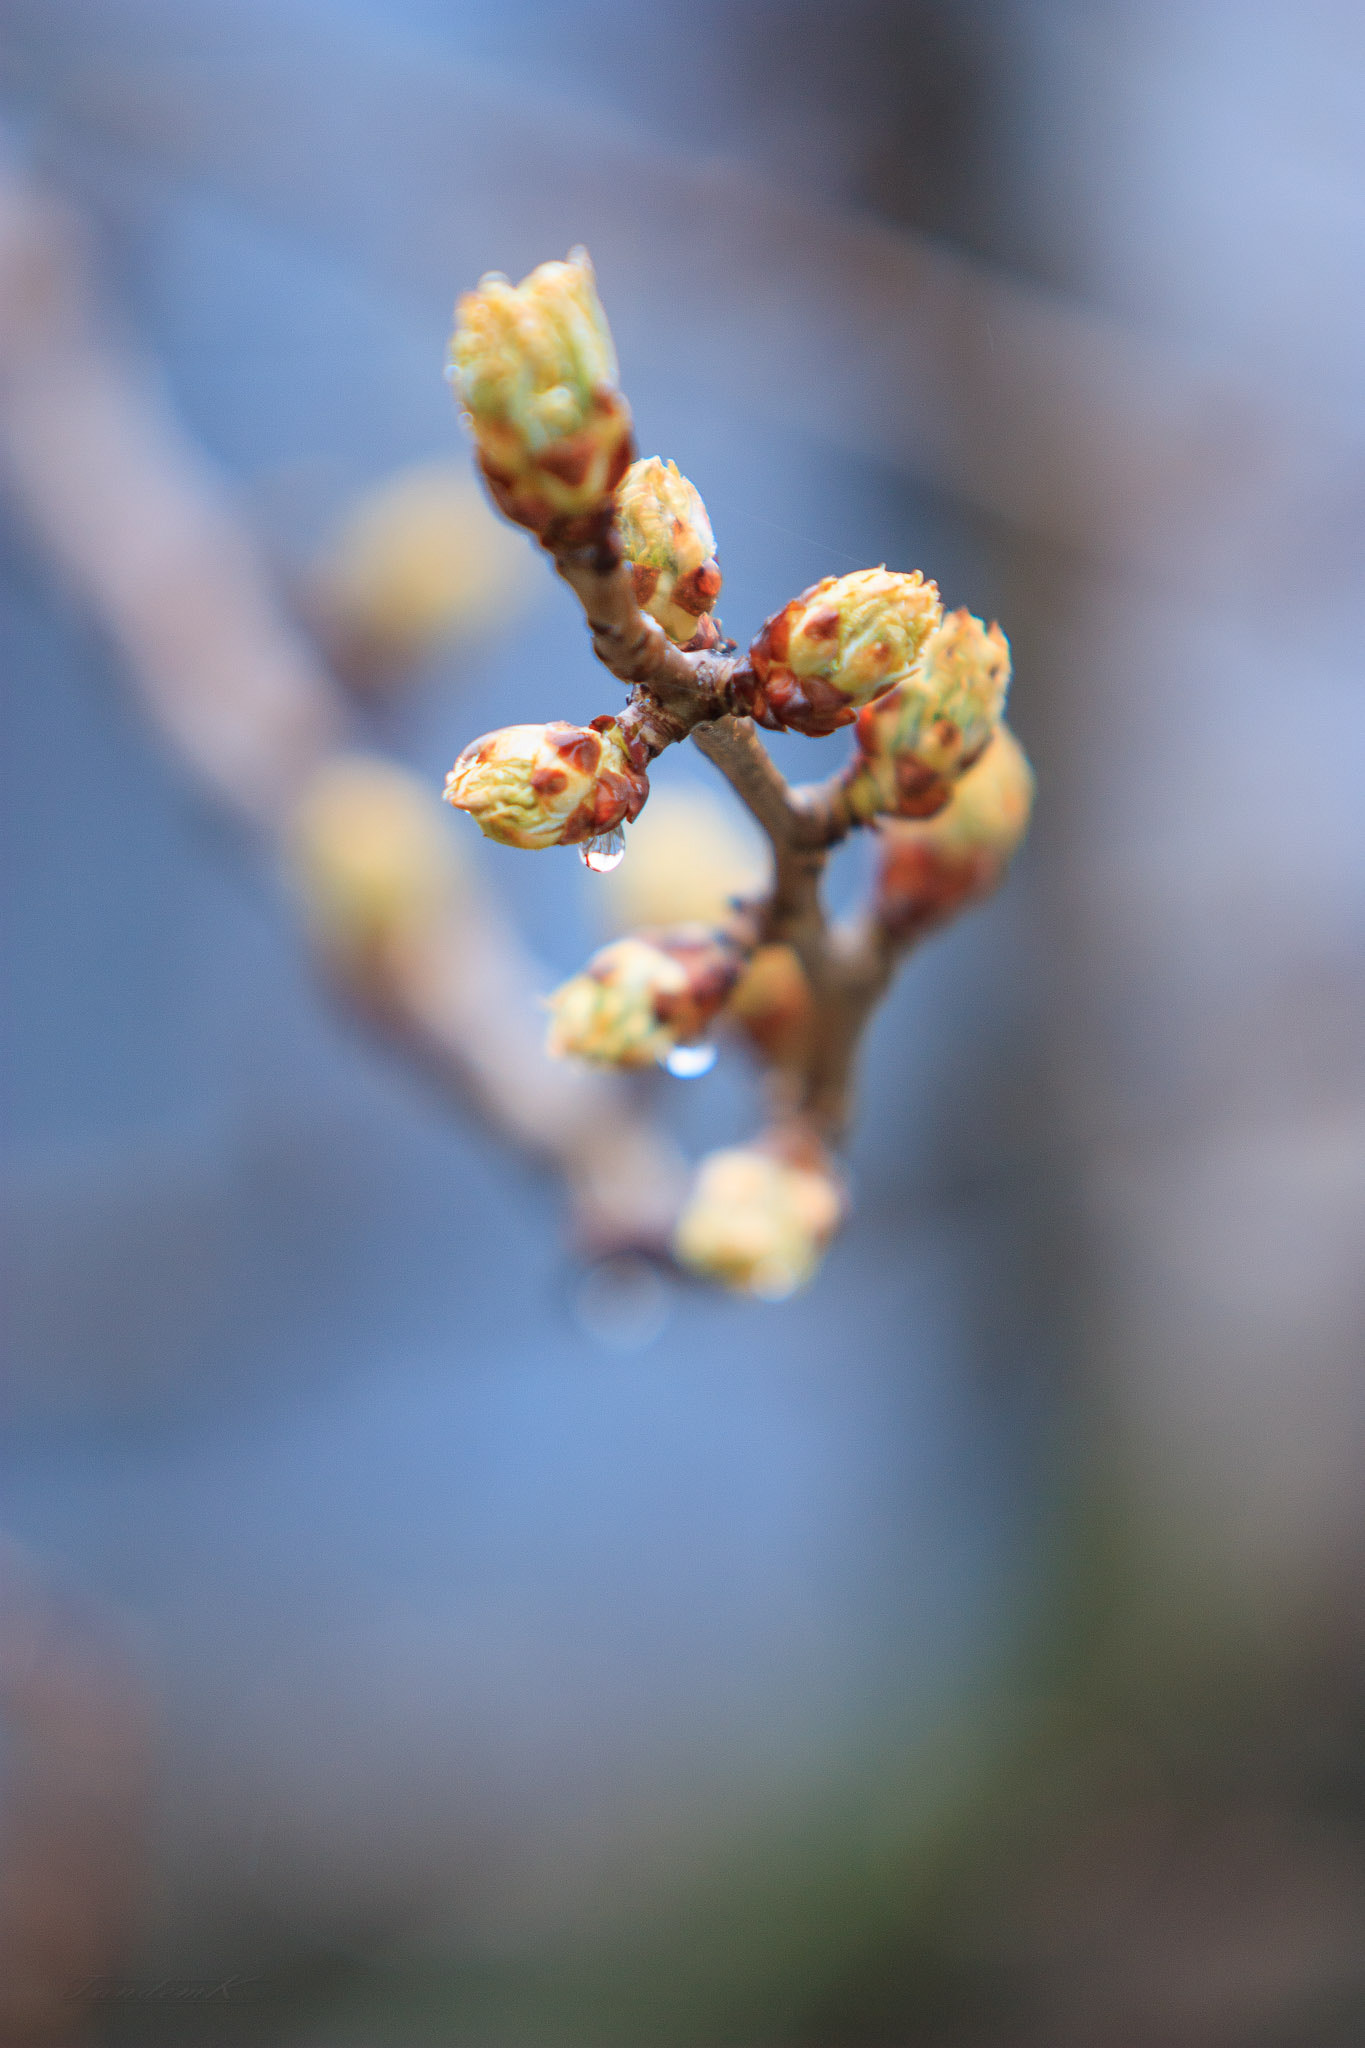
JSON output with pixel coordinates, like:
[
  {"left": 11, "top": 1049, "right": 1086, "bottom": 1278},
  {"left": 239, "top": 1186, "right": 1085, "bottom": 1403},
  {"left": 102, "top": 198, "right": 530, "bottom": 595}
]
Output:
[
  {"left": 580, "top": 828, "right": 625, "bottom": 874},
  {"left": 664, "top": 1041, "right": 718, "bottom": 1079}
]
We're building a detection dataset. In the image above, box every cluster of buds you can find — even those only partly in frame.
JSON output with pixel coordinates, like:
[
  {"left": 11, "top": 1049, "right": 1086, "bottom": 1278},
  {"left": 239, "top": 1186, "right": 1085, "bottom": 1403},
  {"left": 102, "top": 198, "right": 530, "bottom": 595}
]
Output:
[
  {"left": 443, "top": 716, "right": 648, "bottom": 850},
  {"left": 449, "top": 248, "right": 634, "bottom": 548},
  {"left": 290, "top": 754, "right": 461, "bottom": 975},
  {"left": 672, "top": 1141, "right": 844, "bottom": 1299},
  {"left": 873, "top": 723, "right": 1035, "bottom": 942},
  {"left": 615, "top": 456, "right": 723, "bottom": 651},
  {"left": 546, "top": 926, "right": 745, "bottom": 1070},
  {"left": 434, "top": 238, "right": 1036, "bottom": 1306},
  {"left": 744, "top": 568, "right": 942, "bottom": 736},
  {"left": 845, "top": 608, "right": 1012, "bottom": 820}
]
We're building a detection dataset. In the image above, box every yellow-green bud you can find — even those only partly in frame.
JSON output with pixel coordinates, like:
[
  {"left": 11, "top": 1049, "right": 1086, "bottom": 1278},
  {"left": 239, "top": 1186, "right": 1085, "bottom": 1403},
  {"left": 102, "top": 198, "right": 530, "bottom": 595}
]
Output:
[
  {"left": 849, "top": 608, "right": 1011, "bottom": 820},
  {"left": 546, "top": 937, "right": 688, "bottom": 1068},
  {"left": 616, "top": 456, "right": 722, "bottom": 649},
  {"left": 672, "top": 1145, "right": 843, "bottom": 1299},
  {"left": 923, "top": 720, "right": 1033, "bottom": 858},
  {"left": 450, "top": 247, "right": 634, "bottom": 546},
  {"left": 873, "top": 724, "right": 1034, "bottom": 941},
  {"left": 443, "top": 715, "right": 649, "bottom": 851},
  {"left": 747, "top": 567, "right": 942, "bottom": 736},
  {"left": 309, "top": 463, "right": 531, "bottom": 682},
  {"left": 546, "top": 927, "right": 745, "bottom": 1069},
  {"left": 723, "top": 944, "right": 814, "bottom": 1071},
  {"left": 289, "top": 754, "right": 461, "bottom": 966}
]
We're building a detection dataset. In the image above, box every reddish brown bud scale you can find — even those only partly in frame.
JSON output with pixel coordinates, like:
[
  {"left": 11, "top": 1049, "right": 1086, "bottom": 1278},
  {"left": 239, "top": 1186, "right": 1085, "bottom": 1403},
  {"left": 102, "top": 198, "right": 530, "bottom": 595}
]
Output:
[
  {"left": 758, "top": 668, "right": 861, "bottom": 737},
  {"left": 545, "top": 924, "right": 747, "bottom": 1070},
  {"left": 538, "top": 435, "right": 596, "bottom": 488},
  {"left": 889, "top": 750, "right": 955, "bottom": 819},
  {"left": 746, "top": 569, "right": 941, "bottom": 736},
  {"left": 615, "top": 455, "right": 724, "bottom": 648},
  {"left": 874, "top": 834, "right": 999, "bottom": 942},
  {"left": 672, "top": 562, "right": 723, "bottom": 616},
  {"left": 723, "top": 944, "right": 815, "bottom": 1070},
  {"left": 444, "top": 715, "right": 648, "bottom": 849},
  {"left": 641, "top": 927, "right": 747, "bottom": 1043},
  {"left": 555, "top": 730, "right": 604, "bottom": 774},
  {"left": 677, "top": 615, "right": 721, "bottom": 653}
]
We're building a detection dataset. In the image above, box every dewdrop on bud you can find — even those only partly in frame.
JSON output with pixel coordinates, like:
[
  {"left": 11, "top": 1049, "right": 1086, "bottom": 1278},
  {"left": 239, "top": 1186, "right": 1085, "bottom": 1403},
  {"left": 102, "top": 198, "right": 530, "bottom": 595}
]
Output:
[
  {"left": 849, "top": 609, "right": 1011, "bottom": 820},
  {"left": 874, "top": 724, "right": 1034, "bottom": 941},
  {"left": 290, "top": 754, "right": 461, "bottom": 967},
  {"left": 746, "top": 567, "right": 941, "bottom": 736},
  {"left": 546, "top": 928, "right": 743, "bottom": 1070},
  {"left": 450, "top": 247, "right": 634, "bottom": 547},
  {"left": 597, "top": 787, "right": 767, "bottom": 934},
  {"left": 673, "top": 1144, "right": 844, "bottom": 1299},
  {"left": 616, "top": 456, "right": 722, "bottom": 650},
  {"left": 444, "top": 716, "right": 649, "bottom": 850}
]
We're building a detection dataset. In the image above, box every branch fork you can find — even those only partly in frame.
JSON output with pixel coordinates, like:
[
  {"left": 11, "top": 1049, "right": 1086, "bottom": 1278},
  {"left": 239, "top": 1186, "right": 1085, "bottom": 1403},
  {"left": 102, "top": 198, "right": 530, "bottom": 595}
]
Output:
[{"left": 442, "top": 250, "right": 1032, "bottom": 1292}]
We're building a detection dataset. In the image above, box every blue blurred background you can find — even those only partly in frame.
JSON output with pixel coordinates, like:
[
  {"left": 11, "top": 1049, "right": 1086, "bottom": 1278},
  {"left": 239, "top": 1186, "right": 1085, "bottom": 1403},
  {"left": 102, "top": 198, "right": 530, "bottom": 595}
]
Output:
[{"left": 1, "top": 5, "right": 1363, "bottom": 2043}]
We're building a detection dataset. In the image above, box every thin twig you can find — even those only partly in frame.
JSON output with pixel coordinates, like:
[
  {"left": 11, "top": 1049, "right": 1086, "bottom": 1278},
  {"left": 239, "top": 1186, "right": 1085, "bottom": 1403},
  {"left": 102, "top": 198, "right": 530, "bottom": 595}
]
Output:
[
  {"left": 688, "top": 721, "right": 922, "bottom": 1144},
  {"left": 0, "top": 1544, "right": 152, "bottom": 2048}
]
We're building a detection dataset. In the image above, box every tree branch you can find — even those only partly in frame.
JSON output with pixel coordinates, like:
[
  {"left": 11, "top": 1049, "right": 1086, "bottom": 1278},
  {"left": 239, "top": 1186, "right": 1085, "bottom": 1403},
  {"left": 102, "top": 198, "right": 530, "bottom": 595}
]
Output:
[{"left": 0, "top": 162, "right": 684, "bottom": 1256}]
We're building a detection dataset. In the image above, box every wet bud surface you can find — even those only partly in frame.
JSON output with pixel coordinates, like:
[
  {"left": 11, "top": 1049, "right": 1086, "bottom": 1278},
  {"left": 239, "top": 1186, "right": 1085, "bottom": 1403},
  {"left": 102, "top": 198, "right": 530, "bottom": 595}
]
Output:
[
  {"left": 748, "top": 567, "right": 942, "bottom": 735},
  {"left": 443, "top": 716, "right": 649, "bottom": 850}
]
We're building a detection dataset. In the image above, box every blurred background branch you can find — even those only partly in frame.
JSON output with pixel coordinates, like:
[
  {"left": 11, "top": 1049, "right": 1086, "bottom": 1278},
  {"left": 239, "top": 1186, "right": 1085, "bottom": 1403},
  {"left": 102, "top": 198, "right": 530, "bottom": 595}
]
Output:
[{"left": 0, "top": 153, "right": 685, "bottom": 1254}]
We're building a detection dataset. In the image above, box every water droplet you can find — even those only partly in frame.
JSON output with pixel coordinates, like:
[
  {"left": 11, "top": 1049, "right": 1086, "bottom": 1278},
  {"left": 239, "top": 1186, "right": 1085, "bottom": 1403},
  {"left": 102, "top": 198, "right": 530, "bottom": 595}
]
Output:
[
  {"left": 443, "top": 361, "right": 459, "bottom": 383},
  {"left": 664, "top": 1042, "right": 717, "bottom": 1079},
  {"left": 580, "top": 829, "right": 625, "bottom": 873},
  {"left": 573, "top": 1256, "right": 672, "bottom": 1352}
]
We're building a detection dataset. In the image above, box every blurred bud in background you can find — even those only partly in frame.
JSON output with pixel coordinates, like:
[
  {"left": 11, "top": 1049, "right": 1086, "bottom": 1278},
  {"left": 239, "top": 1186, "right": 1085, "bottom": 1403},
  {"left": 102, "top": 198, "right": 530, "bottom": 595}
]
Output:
[
  {"left": 289, "top": 754, "right": 463, "bottom": 980},
  {"left": 673, "top": 1141, "right": 845, "bottom": 1299},
  {"left": 597, "top": 785, "right": 768, "bottom": 931},
  {"left": 723, "top": 942, "right": 816, "bottom": 1072},
  {"left": 546, "top": 927, "right": 745, "bottom": 1070},
  {"left": 873, "top": 722, "right": 1034, "bottom": 941},
  {"left": 305, "top": 461, "right": 532, "bottom": 688},
  {"left": 546, "top": 935, "right": 690, "bottom": 1069}
]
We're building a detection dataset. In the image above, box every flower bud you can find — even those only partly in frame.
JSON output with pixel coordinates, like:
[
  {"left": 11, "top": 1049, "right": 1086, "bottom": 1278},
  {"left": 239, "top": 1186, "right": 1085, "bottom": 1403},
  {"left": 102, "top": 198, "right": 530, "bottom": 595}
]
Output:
[
  {"left": 597, "top": 785, "right": 767, "bottom": 934},
  {"left": 873, "top": 723, "right": 1034, "bottom": 941},
  {"left": 289, "top": 754, "right": 461, "bottom": 968},
  {"left": 443, "top": 716, "right": 649, "bottom": 850},
  {"left": 450, "top": 247, "right": 634, "bottom": 547},
  {"left": 615, "top": 456, "right": 722, "bottom": 650},
  {"left": 673, "top": 1144, "right": 844, "bottom": 1299},
  {"left": 746, "top": 567, "right": 941, "bottom": 736},
  {"left": 723, "top": 945, "right": 814, "bottom": 1070},
  {"left": 546, "top": 926, "right": 743, "bottom": 1069},
  {"left": 848, "top": 608, "right": 1011, "bottom": 819},
  {"left": 308, "top": 463, "right": 531, "bottom": 685}
]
